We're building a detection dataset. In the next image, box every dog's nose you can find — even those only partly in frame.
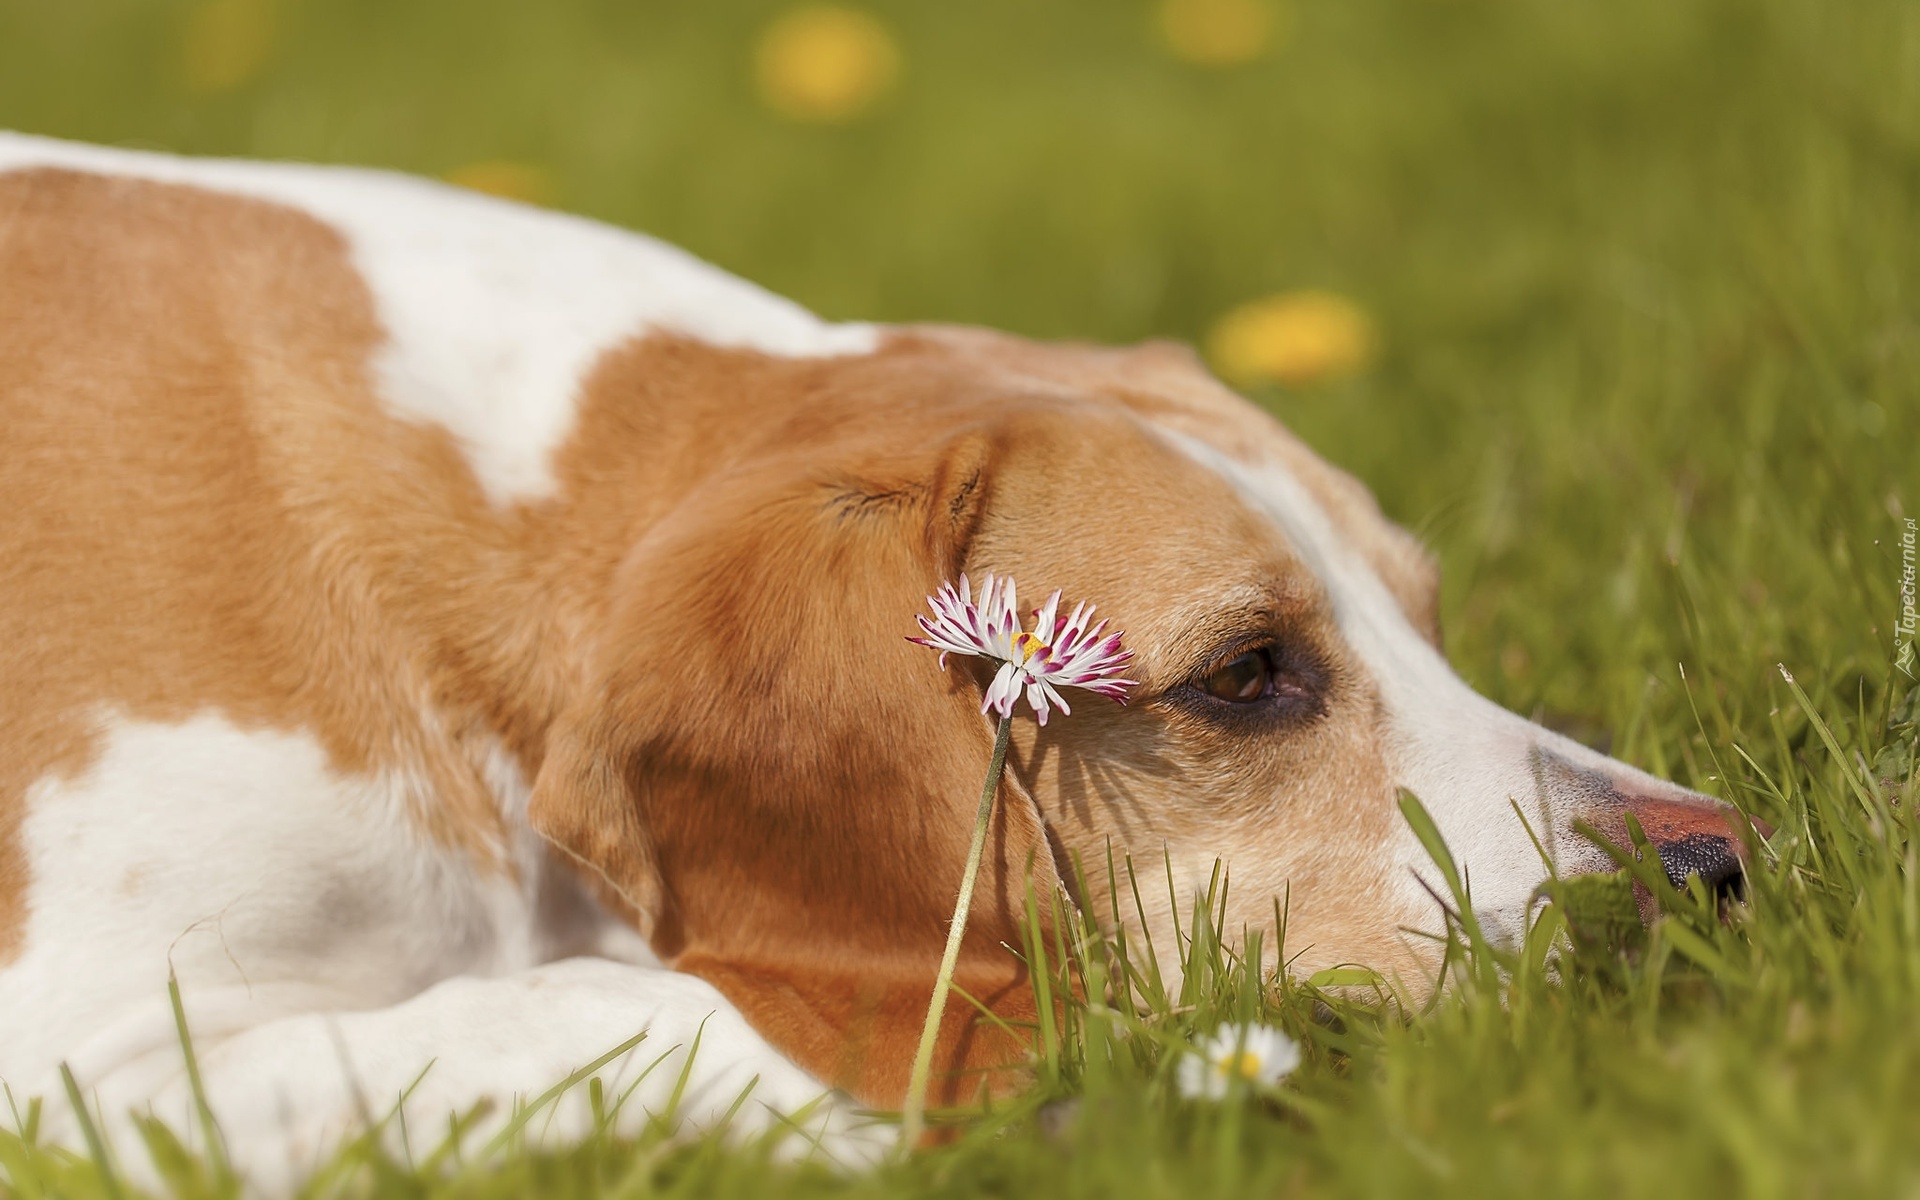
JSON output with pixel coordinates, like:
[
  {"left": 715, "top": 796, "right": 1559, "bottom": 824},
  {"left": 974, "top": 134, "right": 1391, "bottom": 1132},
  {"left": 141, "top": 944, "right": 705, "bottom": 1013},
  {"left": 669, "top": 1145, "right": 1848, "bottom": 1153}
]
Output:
[
  {"left": 1616, "top": 793, "right": 1762, "bottom": 895},
  {"left": 1534, "top": 747, "right": 1767, "bottom": 900}
]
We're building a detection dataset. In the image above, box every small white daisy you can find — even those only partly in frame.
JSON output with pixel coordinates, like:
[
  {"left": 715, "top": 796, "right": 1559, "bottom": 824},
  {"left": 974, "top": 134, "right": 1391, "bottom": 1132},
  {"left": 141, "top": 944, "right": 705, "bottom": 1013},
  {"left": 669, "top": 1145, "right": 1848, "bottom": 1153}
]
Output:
[
  {"left": 908, "top": 572, "right": 1136, "bottom": 725},
  {"left": 1176, "top": 1022, "right": 1301, "bottom": 1100}
]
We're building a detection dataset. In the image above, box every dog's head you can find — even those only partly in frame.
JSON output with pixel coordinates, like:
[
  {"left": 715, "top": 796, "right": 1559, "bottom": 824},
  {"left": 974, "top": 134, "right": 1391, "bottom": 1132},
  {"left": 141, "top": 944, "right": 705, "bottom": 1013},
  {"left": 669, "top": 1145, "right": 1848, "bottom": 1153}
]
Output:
[{"left": 528, "top": 327, "right": 1750, "bottom": 1103}]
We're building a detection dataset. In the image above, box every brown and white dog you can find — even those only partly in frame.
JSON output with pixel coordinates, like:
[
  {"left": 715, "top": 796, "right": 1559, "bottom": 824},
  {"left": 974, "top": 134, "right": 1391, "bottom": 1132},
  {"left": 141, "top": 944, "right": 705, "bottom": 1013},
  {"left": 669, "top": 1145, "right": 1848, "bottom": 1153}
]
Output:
[{"left": 0, "top": 133, "right": 1749, "bottom": 1185}]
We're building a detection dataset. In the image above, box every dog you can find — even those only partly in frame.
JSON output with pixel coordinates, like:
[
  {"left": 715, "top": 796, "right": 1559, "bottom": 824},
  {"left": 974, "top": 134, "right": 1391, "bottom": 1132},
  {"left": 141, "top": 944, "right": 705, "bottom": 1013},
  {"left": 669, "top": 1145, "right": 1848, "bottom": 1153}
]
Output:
[{"left": 0, "top": 132, "right": 1751, "bottom": 1186}]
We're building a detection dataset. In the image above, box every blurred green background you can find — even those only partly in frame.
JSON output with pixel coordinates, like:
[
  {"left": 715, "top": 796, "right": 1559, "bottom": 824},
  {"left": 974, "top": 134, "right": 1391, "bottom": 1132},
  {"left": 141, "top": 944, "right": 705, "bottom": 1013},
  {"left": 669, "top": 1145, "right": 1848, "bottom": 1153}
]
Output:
[{"left": 2, "top": 0, "right": 1914, "bottom": 751}]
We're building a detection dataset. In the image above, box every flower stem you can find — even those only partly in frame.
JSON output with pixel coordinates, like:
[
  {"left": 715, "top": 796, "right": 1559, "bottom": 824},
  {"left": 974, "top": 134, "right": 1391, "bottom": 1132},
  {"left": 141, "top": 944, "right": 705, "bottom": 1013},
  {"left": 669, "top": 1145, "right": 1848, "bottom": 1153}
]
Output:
[{"left": 900, "top": 712, "right": 1013, "bottom": 1150}]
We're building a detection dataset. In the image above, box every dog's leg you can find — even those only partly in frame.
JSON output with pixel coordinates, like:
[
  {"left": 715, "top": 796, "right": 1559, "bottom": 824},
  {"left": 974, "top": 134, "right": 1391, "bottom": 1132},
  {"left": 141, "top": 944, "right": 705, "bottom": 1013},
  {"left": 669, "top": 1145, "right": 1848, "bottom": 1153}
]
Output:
[{"left": 43, "top": 959, "right": 893, "bottom": 1193}]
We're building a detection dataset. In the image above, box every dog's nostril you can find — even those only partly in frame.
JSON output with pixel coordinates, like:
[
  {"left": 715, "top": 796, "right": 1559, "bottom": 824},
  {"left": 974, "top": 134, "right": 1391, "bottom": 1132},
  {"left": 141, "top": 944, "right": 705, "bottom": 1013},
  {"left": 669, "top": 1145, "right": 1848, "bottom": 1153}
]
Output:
[{"left": 1653, "top": 833, "right": 1744, "bottom": 898}]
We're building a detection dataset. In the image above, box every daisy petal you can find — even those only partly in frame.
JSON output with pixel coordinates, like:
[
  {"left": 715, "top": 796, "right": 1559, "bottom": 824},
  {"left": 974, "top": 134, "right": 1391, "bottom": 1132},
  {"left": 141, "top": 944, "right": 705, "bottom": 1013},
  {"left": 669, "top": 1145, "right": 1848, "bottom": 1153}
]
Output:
[{"left": 909, "top": 572, "right": 1136, "bottom": 724}]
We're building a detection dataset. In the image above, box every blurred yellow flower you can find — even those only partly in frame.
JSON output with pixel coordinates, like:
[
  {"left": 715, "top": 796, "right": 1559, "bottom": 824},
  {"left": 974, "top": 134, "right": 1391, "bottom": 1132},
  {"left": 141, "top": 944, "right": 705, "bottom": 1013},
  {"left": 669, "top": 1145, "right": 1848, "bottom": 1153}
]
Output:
[
  {"left": 1207, "top": 291, "right": 1376, "bottom": 387},
  {"left": 756, "top": 6, "right": 901, "bottom": 123},
  {"left": 443, "top": 161, "right": 557, "bottom": 207},
  {"left": 1157, "top": 0, "right": 1287, "bottom": 68},
  {"left": 180, "top": 0, "right": 276, "bottom": 94}
]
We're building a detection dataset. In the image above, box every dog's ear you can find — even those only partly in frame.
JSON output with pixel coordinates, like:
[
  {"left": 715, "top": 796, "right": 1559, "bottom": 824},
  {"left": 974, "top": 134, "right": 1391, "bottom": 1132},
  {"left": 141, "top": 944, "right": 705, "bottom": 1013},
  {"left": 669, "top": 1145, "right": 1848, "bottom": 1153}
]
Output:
[{"left": 529, "top": 430, "right": 1070, "bottom": 1108}]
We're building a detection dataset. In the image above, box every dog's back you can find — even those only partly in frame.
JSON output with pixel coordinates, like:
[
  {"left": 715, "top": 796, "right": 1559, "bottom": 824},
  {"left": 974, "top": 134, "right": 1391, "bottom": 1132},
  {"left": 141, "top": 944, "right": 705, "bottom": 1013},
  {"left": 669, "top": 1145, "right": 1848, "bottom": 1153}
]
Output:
[{"left": 0, "top": 136, "right": 870, "bottom": 1106}]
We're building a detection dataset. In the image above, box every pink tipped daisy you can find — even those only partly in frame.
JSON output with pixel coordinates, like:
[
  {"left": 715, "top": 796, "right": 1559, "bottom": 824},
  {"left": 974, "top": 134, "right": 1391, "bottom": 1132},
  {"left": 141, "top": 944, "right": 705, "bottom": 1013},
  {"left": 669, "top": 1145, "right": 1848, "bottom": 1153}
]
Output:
[{"left": 907, "top": 572, "right": 1136, "bottom": 725}]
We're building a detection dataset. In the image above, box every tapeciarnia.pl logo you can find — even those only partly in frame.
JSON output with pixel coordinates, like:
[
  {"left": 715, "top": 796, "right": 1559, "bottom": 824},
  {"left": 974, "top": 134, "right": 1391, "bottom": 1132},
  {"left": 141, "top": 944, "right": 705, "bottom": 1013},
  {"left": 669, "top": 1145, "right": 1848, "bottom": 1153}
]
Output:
[{"left": 1898, "top": 517, "right": 1917, "bottom": 679}]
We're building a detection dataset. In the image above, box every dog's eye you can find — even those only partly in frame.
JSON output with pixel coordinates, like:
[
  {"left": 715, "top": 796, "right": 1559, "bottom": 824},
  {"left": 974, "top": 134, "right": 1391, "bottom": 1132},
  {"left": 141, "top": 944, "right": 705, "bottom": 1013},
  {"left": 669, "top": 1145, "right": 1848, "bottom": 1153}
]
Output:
[
  {"left": 1201, "top": 650, "right": 1270, "bottom": 703},
  {"left": 1176, "top": 640, "right": 1327, "bottom": 725}
]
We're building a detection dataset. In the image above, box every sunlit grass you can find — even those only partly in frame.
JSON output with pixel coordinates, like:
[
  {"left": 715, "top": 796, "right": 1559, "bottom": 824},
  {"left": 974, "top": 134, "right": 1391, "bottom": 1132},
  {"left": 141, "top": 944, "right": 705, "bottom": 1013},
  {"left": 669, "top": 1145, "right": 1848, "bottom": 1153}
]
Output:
[{"left": 0, "top": 0, "right": 1915, "bottom": 1193}]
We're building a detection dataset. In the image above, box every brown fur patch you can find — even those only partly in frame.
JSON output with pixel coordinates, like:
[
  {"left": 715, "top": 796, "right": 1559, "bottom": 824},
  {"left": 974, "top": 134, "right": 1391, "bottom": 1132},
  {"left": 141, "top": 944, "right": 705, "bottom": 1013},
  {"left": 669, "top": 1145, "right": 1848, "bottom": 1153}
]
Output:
[{"left": 0, "top": 168, "right": 558, "bottom": 961}]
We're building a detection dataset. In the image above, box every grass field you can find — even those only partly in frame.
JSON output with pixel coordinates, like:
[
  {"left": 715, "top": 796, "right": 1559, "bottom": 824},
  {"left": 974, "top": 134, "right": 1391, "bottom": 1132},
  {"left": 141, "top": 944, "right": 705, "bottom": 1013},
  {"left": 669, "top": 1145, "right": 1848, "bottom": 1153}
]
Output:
[{"left": 3, "top": 0, "right": 1918, "bottom": 1194}]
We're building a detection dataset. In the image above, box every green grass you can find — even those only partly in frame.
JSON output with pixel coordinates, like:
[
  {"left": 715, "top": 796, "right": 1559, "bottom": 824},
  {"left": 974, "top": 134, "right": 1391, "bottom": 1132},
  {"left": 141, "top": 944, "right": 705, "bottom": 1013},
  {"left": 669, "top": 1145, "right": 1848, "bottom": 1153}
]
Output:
[{"left": 3, "top": 0, "right": 1919, "bottom": 1194}]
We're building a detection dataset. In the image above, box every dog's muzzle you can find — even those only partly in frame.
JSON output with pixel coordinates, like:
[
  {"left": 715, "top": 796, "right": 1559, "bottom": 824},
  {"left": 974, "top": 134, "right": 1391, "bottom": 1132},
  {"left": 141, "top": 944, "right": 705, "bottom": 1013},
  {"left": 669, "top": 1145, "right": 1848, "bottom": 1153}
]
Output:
[{"left": 1538, "top": 750, "right": 1767, "bottom": 899}]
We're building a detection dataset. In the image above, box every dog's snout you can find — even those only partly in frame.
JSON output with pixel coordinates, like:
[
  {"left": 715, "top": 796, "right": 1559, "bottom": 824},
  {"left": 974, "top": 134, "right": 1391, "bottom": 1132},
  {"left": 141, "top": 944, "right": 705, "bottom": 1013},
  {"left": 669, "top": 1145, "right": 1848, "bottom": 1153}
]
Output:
[
  {"left": 1649, "top": 831, "right": 1742, "bottom": 894},
  {"left": 1616, "top": 794, "right": 1756, "bottom": 895},
  {"left": 1535, "top": 748, "right": 1763, "bottom": 897}
]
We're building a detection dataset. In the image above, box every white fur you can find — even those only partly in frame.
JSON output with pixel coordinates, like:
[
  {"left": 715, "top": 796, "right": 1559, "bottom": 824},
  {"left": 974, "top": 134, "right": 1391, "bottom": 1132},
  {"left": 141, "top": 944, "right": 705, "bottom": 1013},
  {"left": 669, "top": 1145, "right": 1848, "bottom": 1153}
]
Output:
[
  {"left": 0, "top": 713, "right": 878, "bottom": 1185},
  {"left": 0, "top": 132, "right": 877, "bottom": 504},
  {"left": 1, "top": 712, "right": 523, "bottom": 1086},
  {"left": 45, "top": 960, "right": 888, "bottom": 1196}
]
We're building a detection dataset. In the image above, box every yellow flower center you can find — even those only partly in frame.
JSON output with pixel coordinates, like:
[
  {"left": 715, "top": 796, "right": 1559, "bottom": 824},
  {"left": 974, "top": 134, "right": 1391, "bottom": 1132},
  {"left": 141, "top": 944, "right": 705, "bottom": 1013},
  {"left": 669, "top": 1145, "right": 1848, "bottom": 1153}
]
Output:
[
  {"left": 1217, "top": 1051, "right": 1265, "bottom": 1079},
  {"left": 1011, "top": 631, "right": 1048, "bottom": 663}
]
